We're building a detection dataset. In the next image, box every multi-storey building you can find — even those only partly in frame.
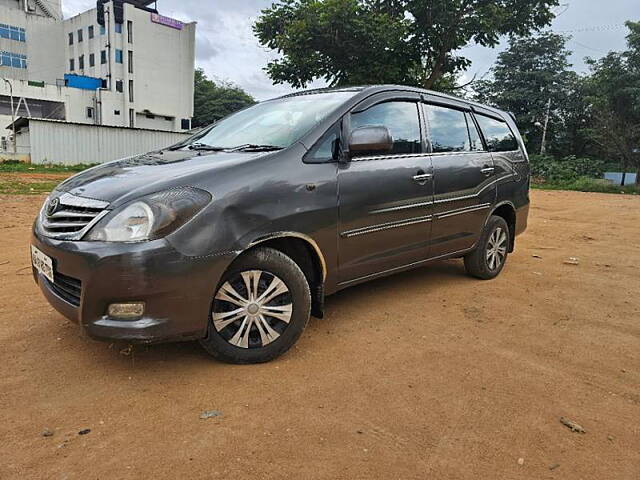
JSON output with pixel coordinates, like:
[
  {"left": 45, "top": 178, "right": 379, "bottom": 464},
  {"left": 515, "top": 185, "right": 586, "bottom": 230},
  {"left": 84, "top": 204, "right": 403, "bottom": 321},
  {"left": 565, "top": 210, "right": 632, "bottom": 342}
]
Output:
[{"left": 0, "top": 0, "right": 195, "bottom": 145}]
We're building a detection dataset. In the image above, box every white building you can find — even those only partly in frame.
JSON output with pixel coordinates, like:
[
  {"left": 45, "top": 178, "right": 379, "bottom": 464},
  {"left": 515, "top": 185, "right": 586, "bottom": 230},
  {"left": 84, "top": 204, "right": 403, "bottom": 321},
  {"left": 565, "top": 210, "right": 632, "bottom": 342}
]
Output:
[{"left": 0, "top": 0, "right": 195, "bottom": 152}]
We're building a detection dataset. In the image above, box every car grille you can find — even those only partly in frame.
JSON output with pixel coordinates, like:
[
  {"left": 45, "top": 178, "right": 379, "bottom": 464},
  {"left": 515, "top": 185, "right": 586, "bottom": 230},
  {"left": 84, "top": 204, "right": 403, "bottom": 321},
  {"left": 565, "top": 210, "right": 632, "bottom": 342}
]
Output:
[
  {"left": 49, "top": 272, "right": 82, "bottom": 306},
  {"left": 39, "top": 192, "right": 109, "bottom": 240}
]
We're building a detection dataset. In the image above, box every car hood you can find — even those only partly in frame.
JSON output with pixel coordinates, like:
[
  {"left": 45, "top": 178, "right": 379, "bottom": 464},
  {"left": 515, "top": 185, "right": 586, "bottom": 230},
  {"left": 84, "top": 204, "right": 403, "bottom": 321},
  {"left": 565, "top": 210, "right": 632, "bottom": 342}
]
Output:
[{"left": 56, "top": 149, "right": 272, "bottom": 206}]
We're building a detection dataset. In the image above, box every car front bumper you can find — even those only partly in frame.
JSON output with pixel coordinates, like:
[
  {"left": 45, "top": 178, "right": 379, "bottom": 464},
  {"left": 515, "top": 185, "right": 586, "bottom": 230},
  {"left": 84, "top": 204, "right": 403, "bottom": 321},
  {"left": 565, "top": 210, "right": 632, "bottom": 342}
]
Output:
[{"left": 31, "top": 230, "right": 236, "bottom": 344}]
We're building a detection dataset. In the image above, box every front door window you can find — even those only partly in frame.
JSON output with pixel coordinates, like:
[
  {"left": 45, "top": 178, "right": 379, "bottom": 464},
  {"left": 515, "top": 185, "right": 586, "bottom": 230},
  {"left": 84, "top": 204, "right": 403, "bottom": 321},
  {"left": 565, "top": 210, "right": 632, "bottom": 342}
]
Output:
[{"left": 350, "top": 102, "right": 422, "bottom": 155}]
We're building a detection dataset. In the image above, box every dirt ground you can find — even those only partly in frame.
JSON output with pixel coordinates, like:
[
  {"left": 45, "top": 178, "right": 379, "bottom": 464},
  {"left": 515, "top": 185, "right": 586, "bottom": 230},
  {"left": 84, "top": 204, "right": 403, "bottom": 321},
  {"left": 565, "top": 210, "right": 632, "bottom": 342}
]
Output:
[{"left": 1, "top": 190, "right": 639, "bottom": 479}]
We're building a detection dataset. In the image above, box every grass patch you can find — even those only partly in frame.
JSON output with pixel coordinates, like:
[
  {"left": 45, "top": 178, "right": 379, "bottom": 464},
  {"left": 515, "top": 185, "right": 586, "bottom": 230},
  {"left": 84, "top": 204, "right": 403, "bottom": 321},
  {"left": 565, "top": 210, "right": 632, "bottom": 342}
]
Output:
[
  {"left": 0, "top": 179, "right": 62, "bottom": 195},
  {"left": 0, "top": 162, "right": 79, "bottom": 195},
  {"left": 532, "top": 177, "right": 640, "bottom": 195},
  {"left": 0, "top": 161, "right": 96, "bottom": 174}
]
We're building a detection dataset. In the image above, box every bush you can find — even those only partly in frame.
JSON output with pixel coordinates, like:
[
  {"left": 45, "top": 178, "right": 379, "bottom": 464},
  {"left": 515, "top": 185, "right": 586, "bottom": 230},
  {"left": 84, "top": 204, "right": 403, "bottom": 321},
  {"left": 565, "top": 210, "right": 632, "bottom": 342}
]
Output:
[
  {"left": 529, "top": 155, "right": 639, "bottom": 194},
  {"left": 529, "top": 154, "right": 606, "bottom": 182},
  {"left": 533, "top": 176, "right": 639, "bottom": 195},
  {"left": 602, "top": 161, "right": 623, "bottom": 172}
]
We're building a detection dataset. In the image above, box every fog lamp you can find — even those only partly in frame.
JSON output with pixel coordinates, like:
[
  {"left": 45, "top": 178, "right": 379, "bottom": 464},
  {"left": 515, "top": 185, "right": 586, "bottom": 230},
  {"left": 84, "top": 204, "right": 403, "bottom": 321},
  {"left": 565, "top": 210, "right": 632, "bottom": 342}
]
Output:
[{"left": 108, "top": 302, "right": 145, "bottom": 319}]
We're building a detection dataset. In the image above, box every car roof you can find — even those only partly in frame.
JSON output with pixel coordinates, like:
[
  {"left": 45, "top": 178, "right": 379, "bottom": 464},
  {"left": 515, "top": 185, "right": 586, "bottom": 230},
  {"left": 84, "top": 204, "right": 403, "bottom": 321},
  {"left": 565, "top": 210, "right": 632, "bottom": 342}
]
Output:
[
  {"left": 277, "top": 84, "right": 508, "bottom": 119},
  {"left": 277, "top": 86, "right": 368, "bottom": 98}
]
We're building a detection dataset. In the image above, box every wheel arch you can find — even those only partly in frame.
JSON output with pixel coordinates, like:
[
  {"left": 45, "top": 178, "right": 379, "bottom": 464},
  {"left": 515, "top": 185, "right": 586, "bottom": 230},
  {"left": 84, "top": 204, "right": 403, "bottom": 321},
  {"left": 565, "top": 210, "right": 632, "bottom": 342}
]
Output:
[
  {"left": 489, "top": 202, "right": 517, "bottom": 252},
  {"left": 244, "top": 232, "right": 327, "bottom": 318}
]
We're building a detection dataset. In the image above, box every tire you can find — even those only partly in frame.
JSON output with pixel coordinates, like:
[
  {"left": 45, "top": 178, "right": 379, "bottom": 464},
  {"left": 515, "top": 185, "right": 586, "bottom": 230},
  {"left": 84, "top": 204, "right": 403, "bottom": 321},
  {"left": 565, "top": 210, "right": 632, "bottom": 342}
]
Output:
[
  {"left": 200, "top": 247, "right": 311, "bottom": 364},
  {"left": 464, "top": 215, "right": 510, "bottom": 280}
]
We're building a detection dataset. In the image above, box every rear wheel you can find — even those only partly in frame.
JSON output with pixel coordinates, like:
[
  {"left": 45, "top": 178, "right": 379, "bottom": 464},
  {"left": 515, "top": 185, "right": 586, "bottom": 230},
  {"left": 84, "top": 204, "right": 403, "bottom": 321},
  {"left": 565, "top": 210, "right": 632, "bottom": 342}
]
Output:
[
  {"left": 200, "top": 247, "right": 311, "bottom": 364},
  {"left": 464, "top": 215, "right": 510, "bottom": 280}
]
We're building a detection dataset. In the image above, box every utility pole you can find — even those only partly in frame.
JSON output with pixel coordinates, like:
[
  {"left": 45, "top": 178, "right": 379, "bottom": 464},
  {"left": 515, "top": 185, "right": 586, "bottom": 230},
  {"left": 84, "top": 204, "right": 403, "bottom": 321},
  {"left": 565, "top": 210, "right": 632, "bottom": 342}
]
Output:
[
  {"left": 540, "top": 97, "right": 552, "bottom": 155},
  {"left": 3, "top": 78, "right": 16, "bottom": 154},
  {"left": 106, "top": 5, "right": 112, "bottom": 91}
]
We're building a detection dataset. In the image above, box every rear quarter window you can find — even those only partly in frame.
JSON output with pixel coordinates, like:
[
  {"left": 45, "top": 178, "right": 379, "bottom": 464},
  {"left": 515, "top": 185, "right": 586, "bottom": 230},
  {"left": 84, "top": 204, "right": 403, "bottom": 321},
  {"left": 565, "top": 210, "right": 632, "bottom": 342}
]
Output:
[{"left": 475, "top": 114, "right": 519, "bottom": 152}]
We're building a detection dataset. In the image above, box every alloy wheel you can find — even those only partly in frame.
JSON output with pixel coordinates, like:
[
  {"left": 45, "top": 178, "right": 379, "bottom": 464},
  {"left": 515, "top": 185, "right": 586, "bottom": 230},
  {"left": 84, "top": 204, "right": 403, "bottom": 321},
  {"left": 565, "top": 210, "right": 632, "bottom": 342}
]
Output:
[
  {"left": 212, "top": 270, "right": 293, "bottom": 349},
  {"left": 486, "top": 227, "right": 507, "bottom": 271}
]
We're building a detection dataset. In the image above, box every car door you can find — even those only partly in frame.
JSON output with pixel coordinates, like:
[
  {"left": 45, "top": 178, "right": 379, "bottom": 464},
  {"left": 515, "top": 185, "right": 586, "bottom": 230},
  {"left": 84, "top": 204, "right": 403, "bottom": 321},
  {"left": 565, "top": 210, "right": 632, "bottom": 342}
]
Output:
[
  {"left": 337, "top": 98, "right": 434, "bottom": 285},
  {"left": 425, "top": 102, "right": 497, "bottom": 258}
]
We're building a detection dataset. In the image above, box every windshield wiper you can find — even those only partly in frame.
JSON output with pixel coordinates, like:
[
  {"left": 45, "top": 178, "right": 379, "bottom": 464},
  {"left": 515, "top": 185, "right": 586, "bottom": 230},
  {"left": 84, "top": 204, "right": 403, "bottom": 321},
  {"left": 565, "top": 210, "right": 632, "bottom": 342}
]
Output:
[
  {"left": 187, "top": 142, "right": 226, "bottom": 151},
  {"left": 228, "top": 144, "right": 284, "bottom": 152}
]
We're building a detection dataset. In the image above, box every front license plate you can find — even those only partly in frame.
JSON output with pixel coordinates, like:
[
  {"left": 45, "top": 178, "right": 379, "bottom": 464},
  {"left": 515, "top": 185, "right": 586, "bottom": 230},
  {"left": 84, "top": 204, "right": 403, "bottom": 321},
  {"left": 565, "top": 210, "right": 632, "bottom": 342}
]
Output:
[{"left": 31, "top": 245, "right": 54, "bottom": 284}]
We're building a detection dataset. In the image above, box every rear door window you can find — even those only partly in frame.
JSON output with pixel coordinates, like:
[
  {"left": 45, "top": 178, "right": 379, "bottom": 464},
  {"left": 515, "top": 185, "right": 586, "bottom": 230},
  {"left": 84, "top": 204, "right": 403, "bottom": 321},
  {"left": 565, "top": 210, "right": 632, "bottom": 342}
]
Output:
[
  {"left": 475, "top": 115, "right": 518, "bottom": 152},
  {"left": 350, "top": 101, "right": 422, "bottom": 155},
  {"left": 425, "top": 105, "right": 471, "bottom": 153}
]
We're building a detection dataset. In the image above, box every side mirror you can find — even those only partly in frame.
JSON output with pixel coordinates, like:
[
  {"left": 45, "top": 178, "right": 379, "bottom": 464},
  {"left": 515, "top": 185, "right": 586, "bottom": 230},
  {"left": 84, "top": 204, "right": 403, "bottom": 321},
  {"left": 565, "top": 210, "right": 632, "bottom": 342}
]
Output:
[{"left": 348, "top": 126, "right": 393, "bottom": 158}]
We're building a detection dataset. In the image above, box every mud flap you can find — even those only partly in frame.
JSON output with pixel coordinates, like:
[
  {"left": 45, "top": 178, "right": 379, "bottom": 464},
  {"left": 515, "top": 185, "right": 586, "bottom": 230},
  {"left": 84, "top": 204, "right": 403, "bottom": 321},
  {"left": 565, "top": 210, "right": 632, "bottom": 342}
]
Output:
[{"left": 311, "top": 283, "right": 324, "bottom": 319}]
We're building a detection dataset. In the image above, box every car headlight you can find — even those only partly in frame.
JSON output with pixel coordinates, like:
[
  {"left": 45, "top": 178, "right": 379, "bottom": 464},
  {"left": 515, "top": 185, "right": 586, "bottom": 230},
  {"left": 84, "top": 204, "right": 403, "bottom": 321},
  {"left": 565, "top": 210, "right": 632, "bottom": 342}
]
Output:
[{"left": 85, "top": 187, "right": 211, "bottom": 242}]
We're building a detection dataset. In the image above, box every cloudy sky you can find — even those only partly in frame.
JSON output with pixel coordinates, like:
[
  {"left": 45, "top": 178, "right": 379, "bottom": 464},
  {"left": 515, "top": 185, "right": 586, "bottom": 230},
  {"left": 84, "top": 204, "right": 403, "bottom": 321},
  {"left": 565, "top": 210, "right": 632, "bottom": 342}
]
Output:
[{"left": 62, "top": 0, "right": 638, "bottom": 100}]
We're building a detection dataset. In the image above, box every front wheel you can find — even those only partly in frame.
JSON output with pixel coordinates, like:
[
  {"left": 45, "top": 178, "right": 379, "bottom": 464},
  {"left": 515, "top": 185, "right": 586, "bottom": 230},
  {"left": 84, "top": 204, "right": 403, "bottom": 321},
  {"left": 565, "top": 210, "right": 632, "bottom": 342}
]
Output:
[
  {"left": 200, "top": 247, "right": 311, "bottom": 364},
  {"left": 464, "top": 215, "right": 510, "bottom": 280}
]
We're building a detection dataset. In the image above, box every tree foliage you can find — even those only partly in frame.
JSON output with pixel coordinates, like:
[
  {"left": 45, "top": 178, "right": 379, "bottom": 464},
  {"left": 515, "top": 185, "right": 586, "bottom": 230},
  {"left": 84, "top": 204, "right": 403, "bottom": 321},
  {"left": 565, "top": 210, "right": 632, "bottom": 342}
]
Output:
[
  {"left": 583, "top": 21, "right": 640, "bottom": 183},
  {"left": 476, "top": 23, "right": 640, "bottom": 185},
  {"left": 192, "top": 68, "right": 256, "bottom": 128},
  {"left": 474, "top": 32, "right": 582, "bottom": 155},
  {"left": 253, "top": 0, "right": 559, "bottom": 91}
]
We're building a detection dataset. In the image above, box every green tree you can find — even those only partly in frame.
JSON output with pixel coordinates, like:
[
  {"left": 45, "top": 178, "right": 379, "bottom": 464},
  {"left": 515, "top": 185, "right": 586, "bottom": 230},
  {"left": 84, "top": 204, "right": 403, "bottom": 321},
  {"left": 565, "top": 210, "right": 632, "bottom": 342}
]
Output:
[
  {"left": 555, "top": 72, "right": 592, "bottom": 158},
  {"left": 584, "top": 21, "right": 640, "bottom": 185},
  {"left": 474, "top": 32, "right": 581, "bottom": 155},
  {"left": 192, "top": 68, "right": 256, "bottom": 128},
  {"left": 253, "top": 0, "right": 559, "bottom": 91}
]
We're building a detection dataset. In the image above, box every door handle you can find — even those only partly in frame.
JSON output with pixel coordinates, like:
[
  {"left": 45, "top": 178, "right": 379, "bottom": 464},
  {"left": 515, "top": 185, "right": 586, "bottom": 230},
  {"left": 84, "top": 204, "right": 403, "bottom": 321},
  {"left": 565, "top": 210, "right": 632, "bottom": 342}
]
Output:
[
  {"left": 481, "top": 166, "right": 495, "bottom": 176},
  {"left": 413, "top": 172, "right": 433, "bottom": 183}
]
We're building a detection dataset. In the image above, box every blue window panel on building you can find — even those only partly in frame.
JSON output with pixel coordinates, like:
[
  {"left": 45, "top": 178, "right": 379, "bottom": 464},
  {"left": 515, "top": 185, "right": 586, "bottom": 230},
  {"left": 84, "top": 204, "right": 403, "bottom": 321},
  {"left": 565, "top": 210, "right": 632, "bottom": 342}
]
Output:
[
  {"left": 115, "top": 23, "right": 122, "bottom": 33},
  {"left": 0, "top": 51, "right": 27, "bottom": 68},
  {"left": 115, "top": 49, "right": 123, "bottom": 63},
  {"left": 100, "top": 25, "right": 106, "bottom": 35},
  {"left": 0, "top": 24, "right": 26, "bottom": 42}
]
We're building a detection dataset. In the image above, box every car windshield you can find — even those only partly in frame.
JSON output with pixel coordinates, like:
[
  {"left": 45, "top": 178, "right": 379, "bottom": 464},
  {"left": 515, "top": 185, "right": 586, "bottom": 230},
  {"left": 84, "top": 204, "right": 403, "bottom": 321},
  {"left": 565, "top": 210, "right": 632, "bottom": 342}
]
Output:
[{"left": 186, "top": 91, "right": 356, "bottom": 150}]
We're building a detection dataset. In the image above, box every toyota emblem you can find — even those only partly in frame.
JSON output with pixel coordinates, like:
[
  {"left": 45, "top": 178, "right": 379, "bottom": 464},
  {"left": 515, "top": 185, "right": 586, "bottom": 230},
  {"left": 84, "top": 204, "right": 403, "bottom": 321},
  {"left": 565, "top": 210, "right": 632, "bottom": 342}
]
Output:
[{"left": 46, "top": 198, "right": 60, "bottom": 217}]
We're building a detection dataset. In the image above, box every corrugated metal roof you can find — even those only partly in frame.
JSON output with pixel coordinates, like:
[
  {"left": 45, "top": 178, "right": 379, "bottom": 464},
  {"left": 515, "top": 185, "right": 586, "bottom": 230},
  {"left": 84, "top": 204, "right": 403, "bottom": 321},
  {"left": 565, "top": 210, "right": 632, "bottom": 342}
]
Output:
[{"left": 8, "top": 116, "right": 190, "bottom": 135}]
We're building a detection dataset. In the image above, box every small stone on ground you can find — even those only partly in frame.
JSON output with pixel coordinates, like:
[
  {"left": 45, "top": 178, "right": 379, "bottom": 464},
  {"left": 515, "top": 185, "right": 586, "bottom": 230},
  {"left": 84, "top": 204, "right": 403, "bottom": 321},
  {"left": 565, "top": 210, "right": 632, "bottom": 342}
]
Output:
[{"left": 200, "top": 410, "right": 223, "bottom": 420}]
